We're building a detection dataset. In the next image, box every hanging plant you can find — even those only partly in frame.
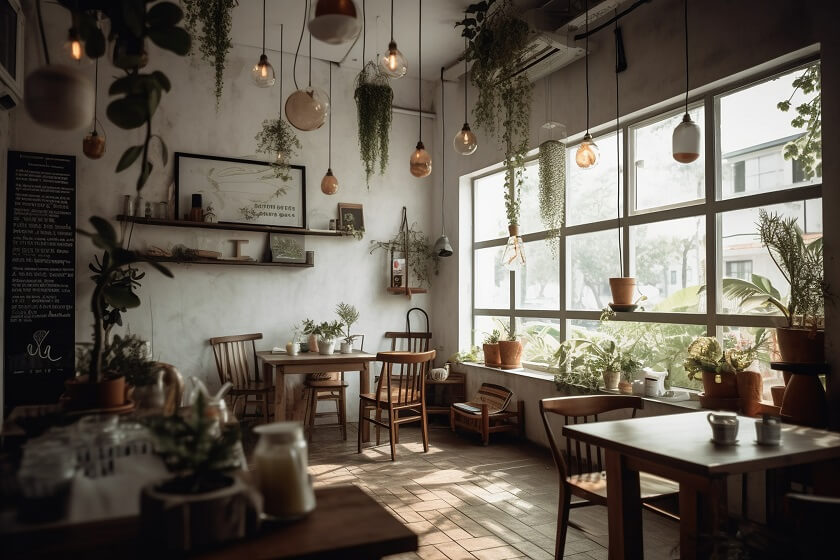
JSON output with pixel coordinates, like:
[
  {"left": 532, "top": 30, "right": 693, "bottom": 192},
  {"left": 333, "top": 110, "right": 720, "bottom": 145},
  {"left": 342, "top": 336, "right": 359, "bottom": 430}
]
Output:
[
  {"left": 183, "top": 0, "right": 235, "bottom": 109},
  {"left": 538, "top": 140, "right": 566, "bottom": 253},
  {"left": 354, "top": 61, "right": 394, "bottom": 187},
  {"left": 255, "top": 117, "right": 301, "bottom": 181},
  {"left": 370, "top": 217, "right": 440, "bottom": 289},
  {"left": 457, "top": 0, "right": 532, "bottom": 225}
]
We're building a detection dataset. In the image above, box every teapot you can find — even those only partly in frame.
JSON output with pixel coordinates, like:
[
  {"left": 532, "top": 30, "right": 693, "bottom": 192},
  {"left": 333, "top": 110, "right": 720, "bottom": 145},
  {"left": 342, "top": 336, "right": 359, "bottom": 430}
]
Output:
[{"left": 707, "top": 411, "right": 739, "bottom": 445}]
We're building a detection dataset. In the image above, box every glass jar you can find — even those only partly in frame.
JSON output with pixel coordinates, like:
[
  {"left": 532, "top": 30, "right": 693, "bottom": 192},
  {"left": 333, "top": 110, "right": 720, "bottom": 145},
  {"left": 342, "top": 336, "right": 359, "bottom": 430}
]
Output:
[
  {"left": 17, "top": 440, "right": 77, "bottom": 522},
  {"left": 252, "top": 422, "right": 316, "bottom": 520}
]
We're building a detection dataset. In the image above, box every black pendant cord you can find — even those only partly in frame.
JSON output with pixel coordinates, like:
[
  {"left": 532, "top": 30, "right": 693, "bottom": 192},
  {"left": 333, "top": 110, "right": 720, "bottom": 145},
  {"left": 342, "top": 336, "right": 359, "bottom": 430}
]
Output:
[
  {"left": 308, "top": 30, "right": 312, "bottom": 87},
  {"left": 615, "top": 10, "right": 623, "bottom": 278},
  {"left": 463, "top": 35, "right": 468, "bottom": 122},
  {"left": 328, "top": 62, "right": 332, "bottom": 168},
  {"left": 584, "top": 0, "right": 590, "bottom": 134},
  {"left": 683, "top": 0, "right": 689, "bottom": 115},
  {"left": 390, "top": 0, "right": 395, "bottom": 41},
  {"left": 293, "top": 0, "right": 307, "bottom": 90},
  {"left": 440, "top": 68, "right": 446, "bottom": 231},
  {"left": 279, "top": 24, "right": 283, "bottom": 107},
  {"left": 418, "top": 0, "right": 422, "bottom": 142},
  {"left": 261, "top": 0, "right": 266, "bottom": 55},
  {"left": 36, "top": 0, "right": 50, "bottom": 65},
  {"left": 93, "top": 57, "right": 98, "bottom": 133},
  {"left": 362, "top": 0, "right": 366, "bottom": 63}
]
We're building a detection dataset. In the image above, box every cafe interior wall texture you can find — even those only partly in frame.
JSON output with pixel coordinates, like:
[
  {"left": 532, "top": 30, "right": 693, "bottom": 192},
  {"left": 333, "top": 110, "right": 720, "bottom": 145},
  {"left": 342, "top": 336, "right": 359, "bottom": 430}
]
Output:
[
  {"left": 430, "top": 0, "right": 840, "bottom": 423},
  {"left": 1, "top": 4, "right": 441, "bottom": 419}
]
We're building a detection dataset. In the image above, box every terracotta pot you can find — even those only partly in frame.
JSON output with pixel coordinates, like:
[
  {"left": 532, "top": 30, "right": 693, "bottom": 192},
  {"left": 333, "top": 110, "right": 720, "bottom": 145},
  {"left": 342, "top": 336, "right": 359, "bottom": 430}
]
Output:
[
  {"left": 776, "top": 327, "right": 824, "bottom": 383},
  {"left": 602, "top": 370, "right": 620, "bottom": 391},
  {"left": 781, "top": 375, "right": 828, "bottom": 428},
  {"left": 483, "top": 343, "right": 501, "bottom": 367},
  {"left": 736, "top": 370, "right": 762, "bottom": 417},
  {"left": 609, "top": 277, "right": 636, "bottom": 305},
  {"left": 701, "top": 370, "right": 738, "bottom": 399},
  {"left": 618, "top": 380, "right": 633, "bottom": 394},
  {"left": 770, "top": 385, "right": 786, "bottom": 407},
  {"left": 64, "top": 375, "right": 126, "bottom": 410},
  {"left": 498, "top": 340, "right": 522, "bottom": 369},
  {"left": 308, "top": 334, "right": 319, "bottom": 353}
]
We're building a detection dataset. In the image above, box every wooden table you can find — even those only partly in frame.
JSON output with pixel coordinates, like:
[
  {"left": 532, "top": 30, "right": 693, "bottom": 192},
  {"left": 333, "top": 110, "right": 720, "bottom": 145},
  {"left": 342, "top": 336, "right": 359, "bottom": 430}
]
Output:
[
  {"left": 256, "top": 351, "right": 376, "bottom": 442},
  {"left": 5, "top": 485, "right": 416, "bottom": 559},
  {"left": 563, "top": 411, "right": 840, "bottom": 560}
]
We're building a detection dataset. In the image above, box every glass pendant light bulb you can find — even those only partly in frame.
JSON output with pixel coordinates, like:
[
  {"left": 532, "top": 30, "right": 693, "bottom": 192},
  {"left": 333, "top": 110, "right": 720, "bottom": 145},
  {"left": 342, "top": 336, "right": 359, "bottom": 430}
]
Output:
[
  {"left": 672, "top": 113, "right": 701, "bottom": 163},
  {"left": 380, "top": 41, "right": 407, "bottom": 78},
  {"left": 309, "top": 0, "right": 361, "bottom": 45},
  {"left": 252, "top": 54, "right": 276, "bottom": 87},
  {"left": 321, "top": 168, "right": 338, "bottom": 194},
  {"left": 285, "top": 87, "right": 330, "bottom": 131},
  {"left": 501, "top": 226, "right": 525, "bottom": 271},
  {"left": 63, "top": 28, "right": 88, "bottom": 64},
  {"left": 575, "top": 133, "right": 600, "bottom": 169},
  {"left": 410, "top": 141, "right": 432, "bottom": 178},
  {"left": 453, "top": 123, "right": 478, "bottom": 155}
]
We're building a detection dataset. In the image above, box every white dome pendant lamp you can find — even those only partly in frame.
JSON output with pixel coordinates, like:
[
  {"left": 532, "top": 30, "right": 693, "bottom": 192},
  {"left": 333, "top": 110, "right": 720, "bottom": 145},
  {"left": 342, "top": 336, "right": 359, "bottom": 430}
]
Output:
[
  {"left": 409, "top": 0, "right": 431, "bottom": 178},
  {"left": 575, "top": 0, "right": 599, "bottom": 169},
  {"left": 321, "top": 62, "right": 339, "bottom": 195},
  {"left": 672, "top": 0, "right": 701, "bottom": 163},
  {"left": 251, "top": 0, "right": 276, "bottom": 87},
  {"left": 435, "top": 68, "right": 453, "bottom": 257},
  {"left": 309, "top": 0, "right": 361, "bottom": 45},
  {"left": 286, "top": 2, "right": 330, "bottom": 131},
  {"left": 380, "top": 0, "right": 407, "bottom": 78}
]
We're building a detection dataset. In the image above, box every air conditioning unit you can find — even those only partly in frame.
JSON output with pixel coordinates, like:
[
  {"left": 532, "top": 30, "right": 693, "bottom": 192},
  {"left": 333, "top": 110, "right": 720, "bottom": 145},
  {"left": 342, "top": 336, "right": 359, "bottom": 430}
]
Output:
[{"left": 0, "top": 0, "right": 25, "bottom": 110}]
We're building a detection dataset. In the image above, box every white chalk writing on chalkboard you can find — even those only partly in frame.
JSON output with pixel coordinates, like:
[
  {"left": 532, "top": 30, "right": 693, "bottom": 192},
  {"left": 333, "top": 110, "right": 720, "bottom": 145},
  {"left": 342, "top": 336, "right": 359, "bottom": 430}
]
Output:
[{"left": 26, "top": 329, "right": 62, "bottom": 362}]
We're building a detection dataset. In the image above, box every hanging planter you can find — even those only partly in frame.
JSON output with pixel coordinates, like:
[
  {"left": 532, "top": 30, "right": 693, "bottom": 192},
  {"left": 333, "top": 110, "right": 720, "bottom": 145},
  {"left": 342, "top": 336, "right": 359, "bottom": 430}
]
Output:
[
  {"left": 255, "top": 118, "right": 301, "bottom": 180},
  {"left": 370, "top": 207, "right": 439, "bottom": 296},
  {"left": 538, "top": 139, "right": 566, "bottom": 253},
  {"left": 183, "top": 0, "right": 236, "bottom": 108}
]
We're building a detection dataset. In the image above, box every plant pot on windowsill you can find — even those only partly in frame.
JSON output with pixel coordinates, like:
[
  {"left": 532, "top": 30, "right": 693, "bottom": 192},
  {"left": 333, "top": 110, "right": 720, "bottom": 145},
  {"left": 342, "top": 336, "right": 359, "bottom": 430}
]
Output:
[
  {"left": 498, "top": 340, "right": 522, "bottom": 369},
  {"left": 483, "top": 343, "right": 501, "bottom": 367},
  {"left": 602, "top": 370, "right": 620, "bottom": 391},
  {"left": 63, "top": 374, "right": 126, "bottom": 410},
  {"left": 775, "top": 327, "right": 824, "bottom": 383},
  {"left": 609, "top": 277, "right": 637, "bottom": 306},
  {"left": 618, "top": 380, "right": 633, "bottom": 394},
  {"left": 700, "top": 370, "right": 739, "bottom": 399},
  {"left": 736, "top": 369, "right": 762, "bottom": 417}
]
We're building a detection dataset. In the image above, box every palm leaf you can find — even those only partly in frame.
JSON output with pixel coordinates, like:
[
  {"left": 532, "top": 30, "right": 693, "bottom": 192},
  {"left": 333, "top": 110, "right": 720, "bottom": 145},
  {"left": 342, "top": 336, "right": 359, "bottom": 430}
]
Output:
[{"left": 720, "top": 277, "right": 789, "bottom": 319}]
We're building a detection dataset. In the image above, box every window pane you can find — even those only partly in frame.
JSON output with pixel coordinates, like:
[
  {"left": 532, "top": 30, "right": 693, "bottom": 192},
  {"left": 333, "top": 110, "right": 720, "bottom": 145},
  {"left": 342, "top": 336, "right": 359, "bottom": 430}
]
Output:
[
  {"left": 473, "top": 172, "right": 508, "bottom": 241},
  {"left": 719, "top": 326, "right": 782, "bottom": 401},
  {"left": 567, "top": 229, "right": 621, "bottom": 310},
  {"left": 632, "top": 106, "right": 705, "bottom": 211},
  {"left": 569, "top": 320, "right": 705, "bottom": 390},
  {"left": 518, "top": 160, "right": 543, "bottom": 235},
  {"left": 719, "top": 200, "right": 822, "bottom": 314},
  {"left": 474, "top": 246, "right": 509, "bottom": 308},
  {"left": 719, "top": 63, "right": 821, "bottom": 199},
  {"left": 515, "top": 239, "right": 560, "bottom": 310},
  {"left": 566, "top": 132, "right": 622, "bottom": 226},
  {"left": 474, "top": 315, "right": 509, "bottom": 347},
  {"left": 516, "top": 318, "right": 561, "bottom": 366},
  {"left": 631, "top": 216, "right": 706, "bottom": 312}
]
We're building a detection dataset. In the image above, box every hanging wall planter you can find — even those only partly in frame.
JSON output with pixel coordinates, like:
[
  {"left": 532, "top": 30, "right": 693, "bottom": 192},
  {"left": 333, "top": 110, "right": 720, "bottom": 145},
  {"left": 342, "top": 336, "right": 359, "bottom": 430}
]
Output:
[
  {"left": 538, "top": 139, "right": 566, "bottom": 252},
  {"left": 183, "top": 0, "right": 236, "bottom": 107},
  {"left": 354, "top": 62, "right": 393, "bottom": 187}
]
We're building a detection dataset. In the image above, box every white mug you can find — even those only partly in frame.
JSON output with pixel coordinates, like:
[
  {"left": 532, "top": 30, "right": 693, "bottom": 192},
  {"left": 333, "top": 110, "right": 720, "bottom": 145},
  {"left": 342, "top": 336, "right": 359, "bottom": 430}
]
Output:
[{"left": 707, "top": 412, "right": 739, "bottom": 445}]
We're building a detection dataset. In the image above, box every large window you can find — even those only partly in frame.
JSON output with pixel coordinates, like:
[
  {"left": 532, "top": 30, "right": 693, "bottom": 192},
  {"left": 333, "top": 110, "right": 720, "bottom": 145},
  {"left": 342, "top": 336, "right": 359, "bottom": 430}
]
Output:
[{"left": 471, "top": 60, "right": 822, "bottom": 394}]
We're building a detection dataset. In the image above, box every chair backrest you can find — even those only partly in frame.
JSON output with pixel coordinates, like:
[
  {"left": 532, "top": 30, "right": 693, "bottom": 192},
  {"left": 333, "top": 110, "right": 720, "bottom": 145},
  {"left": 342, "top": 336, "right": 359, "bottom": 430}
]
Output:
[
  {"left": 539, "top": 395, "right": 643, "bottom": 478},
  {"left": 375, "top": 350, "right": 436, "bottom": 406},
  {"left": 470, "top": 383, "right": 514, "bottom": 414},
  {"left": 384, "top": 331, "right": 432, "bottom": 352},
  {"left": 787, "top": 493, "right": 840, "bottom": 555},
  {"left": 209, "top": 333, "right": 263, "bottom": 387}
]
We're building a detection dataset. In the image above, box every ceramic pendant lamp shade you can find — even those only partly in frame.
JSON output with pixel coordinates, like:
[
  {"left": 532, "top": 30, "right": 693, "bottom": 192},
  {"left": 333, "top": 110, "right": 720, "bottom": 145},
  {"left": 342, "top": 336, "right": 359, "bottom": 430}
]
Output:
[
  {"left": 576, "top": 0, "right": 599, "bottom": 169},
  {"left": 251, "top": 0, "right": 276, "bottom": 87},
  {"left": 672, "top": 0, "right": 701, "bottom": 163},
  {"left": 380, "top": 0, "right": 407, "bottom": 78},
  {"left": 309, "top": 0, "right": 361, "bottom": 44}
]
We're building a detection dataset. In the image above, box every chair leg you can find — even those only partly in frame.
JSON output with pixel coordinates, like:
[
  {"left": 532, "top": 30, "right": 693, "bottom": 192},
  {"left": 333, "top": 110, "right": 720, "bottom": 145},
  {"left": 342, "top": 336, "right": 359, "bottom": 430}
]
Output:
[
  {"left": 482, "top": 405, "right": 490, "bottom": 446},
  {"left": 338, "top": 387, "right": 347, "bottom": 441},
  {"left": 262, "top": 392, "right": 269, "bottom": 424},
  {"left": 357, "top": 401, "right": 364, "bottom": 454},
  {"left": 450, "top": 407, "right": 455, "bottom": 432},
  {"left": 375, "top": 405, "right": 382, "bottom": 446},
  {"left": 307, "top": 388, "right": 317, "bottom": 443},
  {"left": 421, "top": 401, "right": 429, "bottom": 453},
  {"left": 554, "top": 485, "right": 572, "bottom": 559},
  {"left": 388, "top": 409, "right": 397, "bottom": 461}
]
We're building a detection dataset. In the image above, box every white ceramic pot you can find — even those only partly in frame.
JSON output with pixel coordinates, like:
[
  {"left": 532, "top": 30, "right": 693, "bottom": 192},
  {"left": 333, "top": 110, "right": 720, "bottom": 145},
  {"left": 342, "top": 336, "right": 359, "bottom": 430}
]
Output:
[
  {"left": 317, "top": 338, "right": 336, "bottom": 355},
  {"left": 24, "top": 65, "right": 94, "bottom": 130},
  {"left": 602, "top": 370, "right": 620, "bottom": 391},
  {"left": 340, "top": 341, "right": 353, "bottom": 354}
]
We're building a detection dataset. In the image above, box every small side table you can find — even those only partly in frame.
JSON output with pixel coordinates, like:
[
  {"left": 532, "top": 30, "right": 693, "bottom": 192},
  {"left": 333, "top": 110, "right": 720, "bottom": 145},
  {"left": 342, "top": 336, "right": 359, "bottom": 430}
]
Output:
[
  {"left": 770, "top": 361, "right": 829, "bottom": 428},
  {"left": 425, "top": 372, "right": 466, "bottom": 418}
]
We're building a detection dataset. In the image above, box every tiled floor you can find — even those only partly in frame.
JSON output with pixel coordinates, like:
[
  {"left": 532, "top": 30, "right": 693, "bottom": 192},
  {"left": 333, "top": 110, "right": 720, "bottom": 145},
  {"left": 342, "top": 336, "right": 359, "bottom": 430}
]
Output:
[{"left": 303, "top": 421, "right": 680, "bottom": 560}]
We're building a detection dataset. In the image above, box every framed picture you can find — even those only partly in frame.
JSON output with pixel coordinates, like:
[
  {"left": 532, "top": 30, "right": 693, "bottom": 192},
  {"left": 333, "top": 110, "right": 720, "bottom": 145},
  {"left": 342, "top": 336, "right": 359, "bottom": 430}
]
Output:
[
  {"left": 175, "top": 152, "right": 306, "bottom": 229},
  {"left": 268, "top": 233, "right": 306, "bottom": 263},
  {"left": 337, "top": 203, "right": 364, "bottom": 236}
]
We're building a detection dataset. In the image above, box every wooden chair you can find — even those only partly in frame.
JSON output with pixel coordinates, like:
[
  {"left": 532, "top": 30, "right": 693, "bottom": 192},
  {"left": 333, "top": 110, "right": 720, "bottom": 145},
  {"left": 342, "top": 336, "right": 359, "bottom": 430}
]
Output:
[
  {"left": 209, "top": 333, "right": 273, "bottom": 424},
  {"left": 384, "top": 331, "right": 432, "bottom": 352},
  {"left": 357, "top": 350, "right": 436, "bottom": 461},
  {"left": 539, "top": 395, "right": 679, "bottom": 559},
  {"left": 450, "top": 383, "right": 524, "bottom": 445},
  {"left": 787, "top": 493, "right": 840, "bottom": 556}
]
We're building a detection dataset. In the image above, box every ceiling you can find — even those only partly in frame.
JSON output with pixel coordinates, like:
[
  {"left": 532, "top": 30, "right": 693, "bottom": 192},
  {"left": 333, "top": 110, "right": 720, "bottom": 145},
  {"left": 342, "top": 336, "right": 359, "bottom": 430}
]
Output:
[{"left": 229, "top": 0, "right": 590, "bottom": 81}]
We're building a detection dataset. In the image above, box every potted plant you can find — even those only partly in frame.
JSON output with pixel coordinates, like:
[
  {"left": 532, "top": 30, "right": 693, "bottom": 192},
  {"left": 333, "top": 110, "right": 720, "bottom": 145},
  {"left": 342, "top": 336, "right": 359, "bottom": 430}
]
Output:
[
  {"left": 684, "top": 332, "right": 766, "bottom": 406},
  {"left": 316, "top": 321, "right": 344, "bottom": 355},
  {"left": 255, "top": 116, "right": 301, "bottom": 180},
  {"left": 618, "top": 355, "right": 643, "bottom": 395},
  {"left": 301, "top": 319, "right": 318, "bottom": 353},
  {"left": 555, "top": 339, "right": 602, "bottom": 394},
  {"left": 448, "top": 347, "right": 482, "bottom": 364},
  {"left": 141, "top": 393, "right": 260, "bottom": 551},
  {"left": 354, "top": 61, "right": 393, "bottom": 187},
  {"left": 370, "top": 218, "right": 440, "bottom": 290},
  {"left": 335, "top": 302, "right": 360, "bottom": 354},
  {"left": 498, "top": 323, "right": 523, "bottom": 370},
  {"left": 483, "top": 329, "right": 502, "bottom": 368}
]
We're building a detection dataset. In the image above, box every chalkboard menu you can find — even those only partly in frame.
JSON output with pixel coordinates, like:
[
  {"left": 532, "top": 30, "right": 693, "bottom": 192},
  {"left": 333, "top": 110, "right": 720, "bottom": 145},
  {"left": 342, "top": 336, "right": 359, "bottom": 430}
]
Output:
[{"left": 4, "top": 151, "right": 76, "bottom": 413}]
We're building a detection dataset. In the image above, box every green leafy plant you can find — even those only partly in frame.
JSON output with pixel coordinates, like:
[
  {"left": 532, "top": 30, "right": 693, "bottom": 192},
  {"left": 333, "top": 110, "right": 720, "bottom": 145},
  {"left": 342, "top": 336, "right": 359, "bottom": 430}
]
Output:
[
  {"left": 301, "top": 319, "right": 317, "bottom": 336},
  {"left": 620, "top": 355, "right": 643, "bottom": 382},
  {"left": 342, "top": 223, "right": 365, "bottom": 240},
  {"left": 538, "top": 140, "right": 566, "bottom": 253},
  {"left": 683, "top": 330, "right": 768, "bottom": 381},
  {"left": 496, "top": 319, "right": 517, "bottom": 341},
  {"left": 335, "top": 302, "right": 360, "bottom": 343},
  {"left": 719, "top": 210, "right": 824, "bottom": 328},
  {"left": 554, "top": 338, "right": 602, "bottom": 392},
  {"left": 316, "top": 320, "right": 344, "bottom": 341},
  {"left": 449, "top": 346, "right": 482, "bottom": 363},
  {"left": 457, "top": 0, "right": 532, "bottom": 226},
  {"left": 370, "top": 223, "right": 440, "bottom": 289},
  {"left": 76, "top": 334, "right": 158, "bottom": 387},
  {"left": 355, "top": 61, "right": 393, "bottom": 187},
  {"left": 483, "top": 329, "right": 501, "bottom": 345},
  {"left": 778, "top": 63, "right": 821, "bottom": 180},
  {"left": 182, "top": 0, "right": 235, "bottom": 108},
  {"left": 144, "top": 392, "right": 241, "bottom": 494},
  {"left": 255, "top": 117, "right": 301, "bottom": 180}
]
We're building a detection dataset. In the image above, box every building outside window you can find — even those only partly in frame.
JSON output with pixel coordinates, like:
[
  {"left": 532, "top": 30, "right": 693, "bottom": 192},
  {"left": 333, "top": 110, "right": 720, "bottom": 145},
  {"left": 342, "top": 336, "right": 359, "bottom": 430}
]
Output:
[{"left": 470, "top": 59, "right": 822, "bottom": 395}]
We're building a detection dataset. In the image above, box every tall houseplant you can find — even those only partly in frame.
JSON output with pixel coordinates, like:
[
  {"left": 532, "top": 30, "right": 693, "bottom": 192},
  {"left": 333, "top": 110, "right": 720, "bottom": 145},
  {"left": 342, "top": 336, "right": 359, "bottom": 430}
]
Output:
[
  {"left": 182, "top": 0, "right": 236, "bottom": 108},
  {"left": 336, "top": 302, "right": 360, "bottom": 353},
  {"left": 355, "top": 62, "right": 393, "bottom": 187}
]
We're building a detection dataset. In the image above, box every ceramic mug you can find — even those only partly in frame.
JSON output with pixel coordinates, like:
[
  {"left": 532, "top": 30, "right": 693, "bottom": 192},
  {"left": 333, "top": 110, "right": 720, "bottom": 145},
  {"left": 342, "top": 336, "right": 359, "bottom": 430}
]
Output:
[
  {"left": 707, "top": 412, "right": 739, "bottom": 445},
  {"left": 755, "top": 415, "right": 781, "bottom": 446}
]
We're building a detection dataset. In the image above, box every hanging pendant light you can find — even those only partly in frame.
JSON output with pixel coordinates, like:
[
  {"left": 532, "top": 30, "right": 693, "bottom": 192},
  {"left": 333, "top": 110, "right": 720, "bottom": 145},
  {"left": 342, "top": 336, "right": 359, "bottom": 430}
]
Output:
[
  {"left": 252, "top": 0, "right": 276, "bottom": 87},
  {"left": 83, "top": 57, "right": 105, "bottom": 159},
  {"left": 380, "top": 0, "right": 407, "bottom": 78},
  {"left": 575, "top": 0, "right": 599, "bottom": 169},
  {"left": 672, "top": 0, "right": 701, "bottom": 163},
  {"left": 502, "top": 225, "right": 525, "bottom": 271},
  {"left": 309, "top": 0, "right": 361, "bottom": 44},
  {"left": 435, "top": 68, "right": 453, "bottom": 257},
  {"left": 453, "top": 36, "right": 477, "bottom": 155},
  {"left": 287, "top": 5, "right": 330, "bottom": 131},
  {"left": 321, "top": 62, "right": 339, "bottom": 194},
  {"left": 409, "top": 0, "right": 431, "bottom": 178},
  {"left": 63, "top": 24, "right": 86, "bottom": 64}
]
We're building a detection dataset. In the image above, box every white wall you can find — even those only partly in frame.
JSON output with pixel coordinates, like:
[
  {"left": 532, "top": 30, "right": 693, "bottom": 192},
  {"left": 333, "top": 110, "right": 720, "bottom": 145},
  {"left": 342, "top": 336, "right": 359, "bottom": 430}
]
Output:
[{"left": 7, "top": 3, "right": 444, "bottom": 419}]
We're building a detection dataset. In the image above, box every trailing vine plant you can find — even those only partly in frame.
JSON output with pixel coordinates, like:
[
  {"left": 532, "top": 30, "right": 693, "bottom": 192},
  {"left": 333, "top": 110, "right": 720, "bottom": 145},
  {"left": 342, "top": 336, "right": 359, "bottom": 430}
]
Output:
[
  {"left": 183, "top": 0, "right": 236, "bottom": 109},
  {"left": 457, "top": 0, "right": 533, "bottom": 226},
  {"left": 538, "top": 140, "right": 566, "bottom": 254},
  {"left": 370, "top": 221, "right": 440, "bottom": 289},
  {"left": 355, "top": 61, "right": 394, "bottom": 187},
  {"left": 255, "top": 118, "right": 301, "bottom": 181},
  {"left": 778, "top": 63, "right": 821, "bottom": 180}
]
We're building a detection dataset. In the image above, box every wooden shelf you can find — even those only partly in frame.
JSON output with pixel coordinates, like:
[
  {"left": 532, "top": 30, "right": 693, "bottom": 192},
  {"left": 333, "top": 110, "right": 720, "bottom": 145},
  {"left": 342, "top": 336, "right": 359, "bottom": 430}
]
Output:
[
  {"left": 770, "top": 361, "right": 830, "bottom": 375},
  {"left": 386, "top": 287, "right": 428, "bottom": 295},
  {"left": 142, "top": 256, "right": 314, "bottom": 268},
  {"left": 117, "top": 215, "right": 343, "bottom": 237}
]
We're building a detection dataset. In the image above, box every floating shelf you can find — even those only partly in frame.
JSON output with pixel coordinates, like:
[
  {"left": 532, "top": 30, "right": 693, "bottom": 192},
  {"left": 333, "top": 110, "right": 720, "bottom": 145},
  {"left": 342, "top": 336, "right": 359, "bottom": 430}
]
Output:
[
  {"left": 141, "top": 255, "right": 314, "bottom": 268},
  {"left": 386, "top": 287, "right": 428, "bottom": 295},
  {"left": 117, "top": 215, "right": 343, "bottom": 237},
  {"left": 769, "top": 361, "right": 830, "bottom": 375}
]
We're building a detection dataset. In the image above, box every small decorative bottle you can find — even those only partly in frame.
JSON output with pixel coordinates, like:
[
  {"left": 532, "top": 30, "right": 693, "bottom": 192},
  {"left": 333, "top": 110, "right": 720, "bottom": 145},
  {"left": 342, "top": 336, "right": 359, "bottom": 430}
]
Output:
[{"left": 144, "top": 201, "right": 152, "bottom": 218}]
